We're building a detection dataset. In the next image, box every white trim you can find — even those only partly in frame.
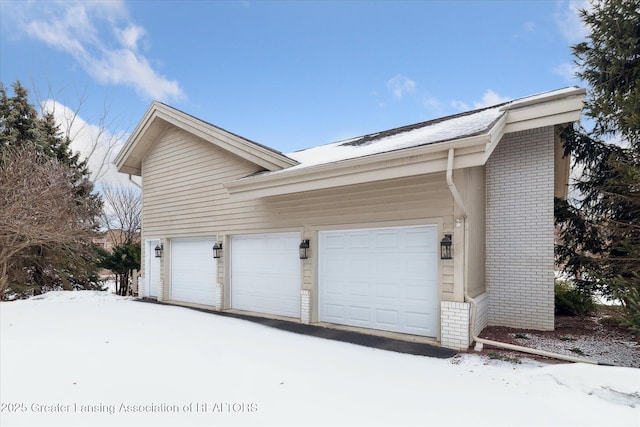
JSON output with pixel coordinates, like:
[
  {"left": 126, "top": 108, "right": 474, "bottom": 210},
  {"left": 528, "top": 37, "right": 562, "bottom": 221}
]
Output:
[
  {"left": 226, "top": 89, "right": 585, "bottom": 199},
  {"left": 115, "top": 102, "right": 297, "bottom": 176}
]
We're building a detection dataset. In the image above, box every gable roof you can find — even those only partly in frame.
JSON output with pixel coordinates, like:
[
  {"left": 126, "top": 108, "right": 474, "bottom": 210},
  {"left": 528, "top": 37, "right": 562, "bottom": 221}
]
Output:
[
  {"left": 114, "top": 101, "right": 298, "bottom": 176},
  {"left": 115, "top": 87, "right": 585, "bottom": 199},
  {"left": 284, "top": 104, "right": 506, "bottom": 171},
  {"left": 225, "top": 87, "right": 585, "bottom": 199}
]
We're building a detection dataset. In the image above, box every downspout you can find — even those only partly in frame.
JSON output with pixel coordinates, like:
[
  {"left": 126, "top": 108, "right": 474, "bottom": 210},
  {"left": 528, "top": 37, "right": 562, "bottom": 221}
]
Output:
[
  {"left": 447, "top": 150, "right": 599, "bottom": 365},
  {"left": 465, "top": 293, "right": 600, "bottom": 365},
  {"left": 446, "top": 148, "right": 467, "bottom": 218},
  {"left": 129, "top": 174, "right": 142, "bottom": 189}
]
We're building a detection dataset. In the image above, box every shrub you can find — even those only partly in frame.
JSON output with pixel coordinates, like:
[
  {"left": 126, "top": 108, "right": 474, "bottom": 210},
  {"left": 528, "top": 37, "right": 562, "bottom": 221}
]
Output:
[
  {"left": 618, "top": 279, "right": 640, "bottom": 336},
  {"left": 555, "top": 280, "right": 596, "bottom": 317}
]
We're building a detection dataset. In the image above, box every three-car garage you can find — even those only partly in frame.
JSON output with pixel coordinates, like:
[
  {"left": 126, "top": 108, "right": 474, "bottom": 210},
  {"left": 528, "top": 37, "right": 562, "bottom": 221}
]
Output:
[{"left": 164, "top": 225, "right": 438, "bottom": 338}]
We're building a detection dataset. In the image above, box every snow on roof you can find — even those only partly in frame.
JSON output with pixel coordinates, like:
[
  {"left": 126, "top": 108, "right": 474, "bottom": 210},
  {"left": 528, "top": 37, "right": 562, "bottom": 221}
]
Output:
[
  {"left": 277, "top": 87, "right": 583, "bottom": 171},
  {"left": 284, "top": 106, "right": 505, "bottom": 170},
  {"left": 500, "top": 86, "right": 582, "bottom": 110},
  {"left": 225, "top": 87, "right": 584, "bottom": 182}
]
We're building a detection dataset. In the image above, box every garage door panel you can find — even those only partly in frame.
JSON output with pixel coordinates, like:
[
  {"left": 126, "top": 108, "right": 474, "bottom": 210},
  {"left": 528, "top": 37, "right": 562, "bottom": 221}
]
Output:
[
  {"left": 376, "top": 282, "right": 399, "bottom": 299},
  {"left": 348, "top": 280, "right": 369, "bottom": 297},
  {"left": 349, "top": 306, "right": 370, "bottom": 323},
  {"left": 375, "top": 309, "right": 399, "bottom": 326},
  {"left": 349, "top": 232, "right": 370, "bottom": 248},
  {"left": 319, "top": 225, "right": 438, "bottom": 337},
  {"left": 231, "top": 232, "right": 301, "bottom": 318},
  {"left": 171, "top": 238, "right": 216, "bottom": 306},
  {"left": 375, "top": 231, "right": 399, "bottom": 248},
  {"left": 406, "top": 283, "right": 432, "bottom": 301},
  {"left": 348, "top": 255, "right": 370, "bottom": 275},
  {"left": 406, "top": 254, "right": 435, "bottom": 276},
  {"left": 323, "top": 303, "right": 346, "bottom": 321},
  {"left": 406, "top": 228, "right": 434, "bottom": 247},
  {"left": 324, "top": 278, "right": 347, "bottom": 296}
]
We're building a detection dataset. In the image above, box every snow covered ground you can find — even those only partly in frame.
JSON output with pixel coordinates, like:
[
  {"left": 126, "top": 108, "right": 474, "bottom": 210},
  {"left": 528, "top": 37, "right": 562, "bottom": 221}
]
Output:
[{"left": 1, "top": 290, "right": 639, "bottom": 427}]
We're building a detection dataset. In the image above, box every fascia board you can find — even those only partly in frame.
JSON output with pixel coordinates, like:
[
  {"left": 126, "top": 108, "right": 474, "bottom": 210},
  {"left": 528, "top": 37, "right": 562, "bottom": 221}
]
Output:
[
  {"left": 482, "top": 93, "right": 585, "bottom": 164},
  {"left": 503, "top": 96, "right": 584, "bottom": 129},
  {"left": 482, "top": 113, "right": 508, "bottom": 164},
  {"left": 115, "top": 102, "right": 298, "bottom": 176},
  {"left": 502, "top": 110, "right": 582, "bottom": 134},
  {"left": 114, "top": 102, "right": 162, "bottom": 173},
  {"left": 153, "top": 108, "right": 298, "bottom": 171},
  {"left": 225, "top": 134, "right": 489, "bottom": 199}
]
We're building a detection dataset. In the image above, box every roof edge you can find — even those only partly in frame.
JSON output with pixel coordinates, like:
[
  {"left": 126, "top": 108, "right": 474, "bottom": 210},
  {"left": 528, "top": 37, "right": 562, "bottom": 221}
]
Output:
[{"left": 115, "top": 102, "right": 298, "bottom": 175}]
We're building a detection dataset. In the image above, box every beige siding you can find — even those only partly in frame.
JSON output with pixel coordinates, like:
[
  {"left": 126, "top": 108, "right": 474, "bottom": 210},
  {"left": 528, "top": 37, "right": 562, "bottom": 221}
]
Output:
[
  {"left": 142, "top": 126, "right": 263, "bottom": 237},
  {"left": 141, "top": 127, "right": 457, "bottom": 307},
  {"left": 463, "top": 166, "right": 486, "bottom": 297}
]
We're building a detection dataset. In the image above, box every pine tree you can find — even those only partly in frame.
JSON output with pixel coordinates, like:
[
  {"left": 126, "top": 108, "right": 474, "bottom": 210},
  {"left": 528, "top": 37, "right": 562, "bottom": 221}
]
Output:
[
  {"left": 556, "top": 0, "right": 640, "bottom": 333},
  {"left": 0, "top": 81, "right": 103, "bottom": 298}
]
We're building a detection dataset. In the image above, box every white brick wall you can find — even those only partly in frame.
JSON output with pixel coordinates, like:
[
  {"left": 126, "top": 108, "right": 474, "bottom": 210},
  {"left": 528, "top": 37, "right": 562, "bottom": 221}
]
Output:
[
  {"left": 441, "top": 301, "right": 471, "bottom": 350},
  {"left": 473, "top": 292, "right": 489, "bottom": 336},
  {"left": 301, "top": 290, "right": 311, "bottom": 324},
  {"left": 215, "top": 282, "right": 224, "bottom": 310},
  {"left": 485, "top": 127, "right": 555, "bottom": 330},
  {"left": 138, "top": 276, "right": 145, "bottom": 298}
]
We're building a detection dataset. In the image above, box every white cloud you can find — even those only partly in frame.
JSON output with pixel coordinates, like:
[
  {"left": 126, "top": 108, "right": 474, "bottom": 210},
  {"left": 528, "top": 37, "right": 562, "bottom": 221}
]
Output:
[
  {"left": 473, "top": 89, "right": 511, "bottom": 109},
  {"left": 450, "top": 90, "right": 510, "bottom": 113},
  {"left": 422, "top": 96, "right": 441, "bottom": 110},
  {"left": 450, "top": 100, "right": 469, "bottom": 112},
  {"left": 553, "top": 61, "right": 579, "bottom": 81},
  {"left": 115, "top": 24, "right": 146, "bottom": 51},
  {"left": 554, "top": 0, "right": 591, "bottom": 43},
  {"left": 387, "top": 74, "right": 416, "bottom": 100},
  {"left": 41, "top": 99, "right": 133, "bottom": 186},
  {"left": 16, "top": 1, "right": 184, "bottom": 103}
]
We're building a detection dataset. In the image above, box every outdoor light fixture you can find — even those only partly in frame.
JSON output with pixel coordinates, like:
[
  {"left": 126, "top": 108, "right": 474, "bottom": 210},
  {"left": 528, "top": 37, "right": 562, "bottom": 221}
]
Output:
[
  {"left": 299, "top": 239, "right": 310, "bottom": 260},
  {"left": 154, "top": 244, "right": 164, "bottom": 258},
  {"left": 212, "top": 242, "right": 223, "bottom": 259},
  {"left": 440, "top": 234, "right": 452, "bottom": 260}
]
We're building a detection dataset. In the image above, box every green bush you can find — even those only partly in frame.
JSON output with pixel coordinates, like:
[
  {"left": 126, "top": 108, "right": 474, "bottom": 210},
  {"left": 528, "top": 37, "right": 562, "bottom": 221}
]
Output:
[
  {"left": 618, "top": 278, "right": 640, "bottom": 336},
  {"left": 555, "top": 280, "right": 596, "bottom": 317}
]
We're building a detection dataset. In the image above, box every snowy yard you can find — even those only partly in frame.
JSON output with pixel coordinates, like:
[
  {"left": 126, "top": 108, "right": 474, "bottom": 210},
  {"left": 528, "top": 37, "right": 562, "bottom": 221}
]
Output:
[{"left": 1, "top": 290, "right": 639, "bottom": 426}]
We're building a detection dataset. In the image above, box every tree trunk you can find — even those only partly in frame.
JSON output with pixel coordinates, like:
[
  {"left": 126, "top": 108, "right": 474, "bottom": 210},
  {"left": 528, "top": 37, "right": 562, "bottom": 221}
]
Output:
[{"left": 0, "top": 261, "right": 8, "bottom": 297}]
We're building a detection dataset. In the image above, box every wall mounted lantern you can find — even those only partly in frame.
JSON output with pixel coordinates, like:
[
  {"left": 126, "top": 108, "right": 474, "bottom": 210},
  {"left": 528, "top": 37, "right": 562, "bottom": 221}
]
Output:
[
  {"left": 440, "top": 234, "right": 452, "bottom": 260},
  {"left": 154, "top": 244, "right": 164, "bottom": 258},
  {"left": 212, "top": 242, "right": 223, "bottom": 259},
  {"left": 299, "top": 239, "right": 310, "bottom": 260}
]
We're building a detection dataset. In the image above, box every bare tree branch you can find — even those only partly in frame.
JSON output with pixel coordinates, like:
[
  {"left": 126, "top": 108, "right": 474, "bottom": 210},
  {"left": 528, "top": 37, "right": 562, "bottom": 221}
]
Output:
[
  {"left": 100, "top": 183, "right": 141, "bottom": 246},
  {"left": 0, "top": 147, "right": 97, "bottom": 293}
]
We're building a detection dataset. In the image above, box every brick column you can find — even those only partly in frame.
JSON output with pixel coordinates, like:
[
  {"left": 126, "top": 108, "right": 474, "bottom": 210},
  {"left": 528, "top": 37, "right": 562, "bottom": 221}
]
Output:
[{"left": 440, "top": 301, "right": 471, "bottom": 350}]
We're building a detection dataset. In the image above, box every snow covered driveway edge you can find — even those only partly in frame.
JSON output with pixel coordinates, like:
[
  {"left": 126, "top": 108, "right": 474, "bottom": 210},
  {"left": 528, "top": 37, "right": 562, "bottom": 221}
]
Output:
[{"left": 1, "top": 291, "right": 639, "bottom": 426}]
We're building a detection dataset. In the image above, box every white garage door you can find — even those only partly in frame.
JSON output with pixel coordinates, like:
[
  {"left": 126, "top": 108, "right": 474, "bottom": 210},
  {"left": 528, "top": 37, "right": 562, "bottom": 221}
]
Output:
[
  {"left": 231, "top": 232, "right": 301, "bottom": 318},
  {"left": 319, "top": 225, "right": 438, "bottom": 337},
  {"left": 171, "top": 238, "right": 217, "bottom": 306}
]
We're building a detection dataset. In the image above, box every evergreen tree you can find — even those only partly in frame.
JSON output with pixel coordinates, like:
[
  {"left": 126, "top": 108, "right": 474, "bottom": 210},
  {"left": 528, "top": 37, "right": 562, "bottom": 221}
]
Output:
[
  {"left": 0, "top": 82, "right": 41, "bottom": 149},
  {"left": 98, "top": 242, "right": 141, "bottom": 296},
  {"left": 0, "top": 81, "right": 103, "bottom": 298},
  {"left": 556, "top": 0, "right": 640, "bottom": 333}
]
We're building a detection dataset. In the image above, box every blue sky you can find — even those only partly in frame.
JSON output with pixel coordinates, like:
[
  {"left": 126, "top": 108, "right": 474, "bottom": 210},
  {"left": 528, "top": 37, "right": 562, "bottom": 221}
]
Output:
[{"left": 0, "top": 0, "right": 588, "bottom": 183}]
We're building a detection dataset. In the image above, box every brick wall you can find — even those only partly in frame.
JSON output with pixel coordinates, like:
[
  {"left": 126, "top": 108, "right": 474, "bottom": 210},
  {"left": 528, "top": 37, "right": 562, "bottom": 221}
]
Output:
[
  {"left": 215, "top": 282, "right": 224, "bottom": 310},
  {"left": 301, "top": 290, "right": 311, "bottom": 324},
  {"left": 441, "top": 301, "right": 471, "bottom": 349},
  {"left": 473, "top": 292, "right": 489, "bottom": 336},
  {"left": 485, "top": 126, "right": 555, "bottom": 330}
]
